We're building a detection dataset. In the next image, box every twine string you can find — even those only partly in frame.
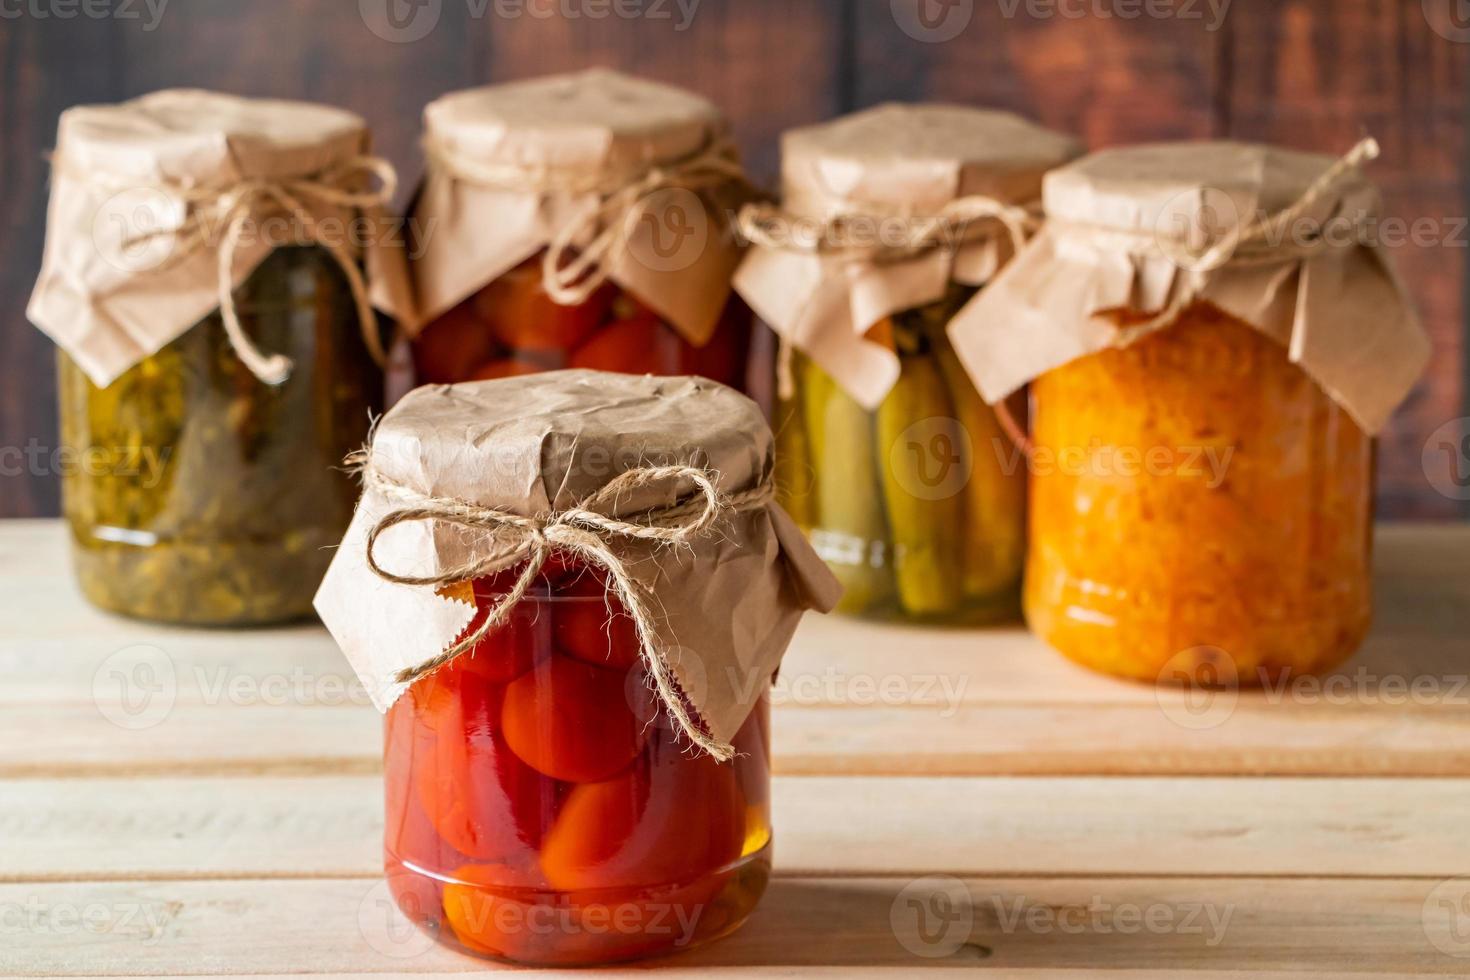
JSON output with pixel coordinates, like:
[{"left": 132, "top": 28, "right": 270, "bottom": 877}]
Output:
[
  {"left": 988, "top": 137, "right": 1381, "bottom": 460},
  {"left": 426, "top": 135, "right": 750, "bottom": 307},
  {"left": 737, "top": 193, "right": 1038, "bottom": 265},
  {"left": 361, "top": 462, "right": 773, "bottom": 762},
  {"left": 77, "top": 156, "right": 399, "bottom": 384},
  {"left": 744, "top": 193, "right": 1039, "bottom": 404},
  {"left": 1087, "top": 137, "right": 1381, "bottom": 347}
]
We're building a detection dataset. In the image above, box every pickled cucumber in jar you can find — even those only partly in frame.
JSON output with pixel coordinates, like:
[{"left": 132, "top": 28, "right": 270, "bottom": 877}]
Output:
[
  {"left": 58, "top": 246, "right": 384, "bottom": 625},
  {"left": 780, "top": 287, "right": 1025, "bottom": 624}
]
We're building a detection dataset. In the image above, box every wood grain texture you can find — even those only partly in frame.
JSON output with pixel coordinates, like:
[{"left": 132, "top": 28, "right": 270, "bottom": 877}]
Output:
[
  {"left": 1221, "top": 0, "right": 1469, "bottom": 520},
  {"left": 1, "top": 875, "right": 1462, "bottom": 975},
  {"left": 1, "top": 520, "right": 1468, "bottom": 779},
  {"left": 0, "top": 2, "right": 1465, "bottom": 520},
  {"left": 1, "top": 774, "right": 1465, "bottom": 882}
]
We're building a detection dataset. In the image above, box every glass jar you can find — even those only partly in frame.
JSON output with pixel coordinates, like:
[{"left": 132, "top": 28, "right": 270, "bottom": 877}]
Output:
[
  {"left": 384, "top": 568, "right": 771, "bottom": 966},
  {"left": 411, "top": 252, "right": 755, "bottom": 393},
  {"left": 57, "top": 246, "right": 383, "bottom": 625},
  {"left": 1025, "top": 303, "right": 1374, "bottom": 685},
  {"left": 777, "top": 286, "right": 1026, "bottom": 624}
]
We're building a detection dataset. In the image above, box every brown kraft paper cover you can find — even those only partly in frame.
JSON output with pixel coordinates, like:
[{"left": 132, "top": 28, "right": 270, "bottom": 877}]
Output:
[
  {"left": 28, "top": 88, "right": 416, "bottom": 388},
  {"left": 949, "top": 140, "right": 1429, "bottom": 435},
  {"left": 733, "top": 103, "right": 1080, "bottom": 409},
  {"left": 314, "top": 370, "right": 840, "bottom": 757},
  {"left": 412, "top": 69, "right": 749, "bottom": 347}
]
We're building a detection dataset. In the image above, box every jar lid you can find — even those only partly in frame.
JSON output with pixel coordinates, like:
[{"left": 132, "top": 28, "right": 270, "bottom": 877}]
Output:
[
  {"left": 55, "top": 88, "right": 369, "bottom": 185},
  {"left": 781, "top": 103, "right": 1081, "bottom": 218},
  {"left": 30, "top": 89, "right": 413, "bottom": 389},
  {"left": 950, "top": 139, "right": 1429, "bottom": 435},
  {"left": 1043, "top": 141, "right": 1375, "bottom": 239},
  {"left": 424, "top": 69, "right": 726, "bottom": 183},
  {"left": 315, "top": 370, "right": 841, "bottom": 758},
  {"left": 734, "top": 104, "right": 1079, "bottom": 410}
]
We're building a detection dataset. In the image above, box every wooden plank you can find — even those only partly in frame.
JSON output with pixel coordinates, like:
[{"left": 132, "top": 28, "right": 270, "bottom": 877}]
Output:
[
  {"left": 1223, "top": 0, "right": 1469, "bottom": 520},
  {"left": 472, "top": 0, "right": 846, "bottom": 184},
  {"left": 0, "top": 876, "right": 1461, "bottom": 975},
  {"left": 1, "top": 775, "right": 1466, "bottom": 882},
  {"left": 853, "top": 1, "right": 1223, "bottom": 143},
  {"left": 0, "top": 14, "right": 120, "bottom": 520},
  {"left": 2, "top": 521, "right": 1469, "bottom": 776}
]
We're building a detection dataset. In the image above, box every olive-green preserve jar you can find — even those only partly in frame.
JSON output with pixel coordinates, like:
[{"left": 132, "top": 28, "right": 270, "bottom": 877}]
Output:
[
  {"left": 30, "top": 90, "right": 412, "bottom": 625},
  {"left": 57, "top": 247, "right": 383, "bottom": 624}
]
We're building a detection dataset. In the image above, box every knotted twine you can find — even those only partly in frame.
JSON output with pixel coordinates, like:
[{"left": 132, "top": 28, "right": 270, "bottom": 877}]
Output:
[
  {"left": 424, "top": 134, "right": 751, "bottom": 308},
  {"left": 997, "top": 136, "right": 1382, "bottom": 458},
  {"left": 736, "top": 193, "right": 1040, "bottom": 401},
  {"left": 1067, "top": 136, "right": 1382, "bottom": 347},
  {"left": 61, "top": 155, "right": 398, "bottom": 384},
  {"left": 358, "top": 457, "right": 776, "bottom": 762}
]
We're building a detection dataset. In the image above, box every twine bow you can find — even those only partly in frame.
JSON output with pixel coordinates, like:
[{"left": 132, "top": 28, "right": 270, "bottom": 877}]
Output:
[
  {"left": 361, "top": 461, "right": 776, "bottom": 761},
  {"left": 1085, "top": 137, "right": 1382, "bottom": 347},
  {"left": 737, "top": 194, "right": 1037, "bottom": 266},
  {"left": 72, "top": 156, "right": 398, "bottom": 384},
  {"left": 425, "top": 135, "right": 750, "bottom": 307},
  {"left": 994, "top": 136, "right": 1383, "bottom": 459},
  {"left": 740, "top": 194, "right": 1040, "bottom": 402}
]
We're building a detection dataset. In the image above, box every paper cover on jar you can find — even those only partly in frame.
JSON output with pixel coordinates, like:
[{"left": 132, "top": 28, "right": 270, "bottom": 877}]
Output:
[
  {"left": 732, "top": 104, "right": 1081, "bottom": 409},
  {"left": 412, "top": 69, "right": 752, "bottom": 347},
  {"left": 27, "top": 88, "right": 417, "bottom": 389},
  {"left": 314, "top": 370, "right": 841, "bottom": 757},
  {"left": 949, "top": 140, "right": 1430, "bottom": 435}
]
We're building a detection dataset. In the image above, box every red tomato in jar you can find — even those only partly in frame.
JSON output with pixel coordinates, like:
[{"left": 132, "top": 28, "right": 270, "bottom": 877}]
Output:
[
  {"left": 475, "top": 257, "right": 614, "bottom": 354},
  {"left": 413, "top": 299, "right": 499, "bottom": 384},
  {"left": 409, "top": 664, "right": 561, "bottom": 865},
  {"left": 443, "top": 576, "right": 553, "bottom": 684},
  {"left": 537, "top": 739, "right": 746, "bottom": 892},
  {"left": 680, "top": 296, "right": 752, "bottom": 388},
  {"left": 443, "top": 866, "right": 607, "bottom": 965},
  {"left": 568, "top": 313, "right": 670, "bottom": 375},
  {"left": 553, "top": 573, "right": 642, "bottom": 670},
  {"left": 500, "top": 654, "right": 648, "bottom": 783},
  {"left": 467, "top": 357, "right": 543, "bottom": 382}
]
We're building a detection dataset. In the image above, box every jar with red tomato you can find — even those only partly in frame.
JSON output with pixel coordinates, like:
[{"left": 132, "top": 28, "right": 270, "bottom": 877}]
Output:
[
  {"left": 384, "top": 569, "right": 772, "bottom": 965},
  {"left": 315, "top": 371, "right": 840, "bottom": 966},
  {"left": 407, "top": 70, "right": 760, "bottom": 401}
]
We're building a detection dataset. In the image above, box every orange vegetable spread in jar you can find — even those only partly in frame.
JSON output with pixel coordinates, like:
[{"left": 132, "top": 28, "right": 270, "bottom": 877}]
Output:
[
  {"left": 1027, "top": 303, "right": 1374, "bottom": 684},
  {"left": 315, "top": 372, "right": 839, "bottom": 966},
  {"left": 408, "top": 70, "right": 759, "bottom": 401},
  {"left": 951, "top": 140, "right": 1429, "bottom": 685}
]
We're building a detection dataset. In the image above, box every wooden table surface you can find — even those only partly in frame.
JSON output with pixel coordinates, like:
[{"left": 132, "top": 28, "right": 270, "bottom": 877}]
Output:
[{"left": 2, "top": 519, "right": 1469, "bottom": 976}]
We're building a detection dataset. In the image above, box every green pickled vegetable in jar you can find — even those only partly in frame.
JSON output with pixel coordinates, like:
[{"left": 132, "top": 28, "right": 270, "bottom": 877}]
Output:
[
  {"left": 57, "top": 247, "right": 382, "bottom": 624},
  {"left": 736, "top": 104, "right": 1080, "bottom": 624},
  {"left": 29, "top": 90, "right": 412, "bottom": 625}
]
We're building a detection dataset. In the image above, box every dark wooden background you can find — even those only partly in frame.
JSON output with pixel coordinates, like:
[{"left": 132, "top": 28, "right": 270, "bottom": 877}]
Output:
[{"left": 1, "top": 0, "right": 1466, "bottom": 518}]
